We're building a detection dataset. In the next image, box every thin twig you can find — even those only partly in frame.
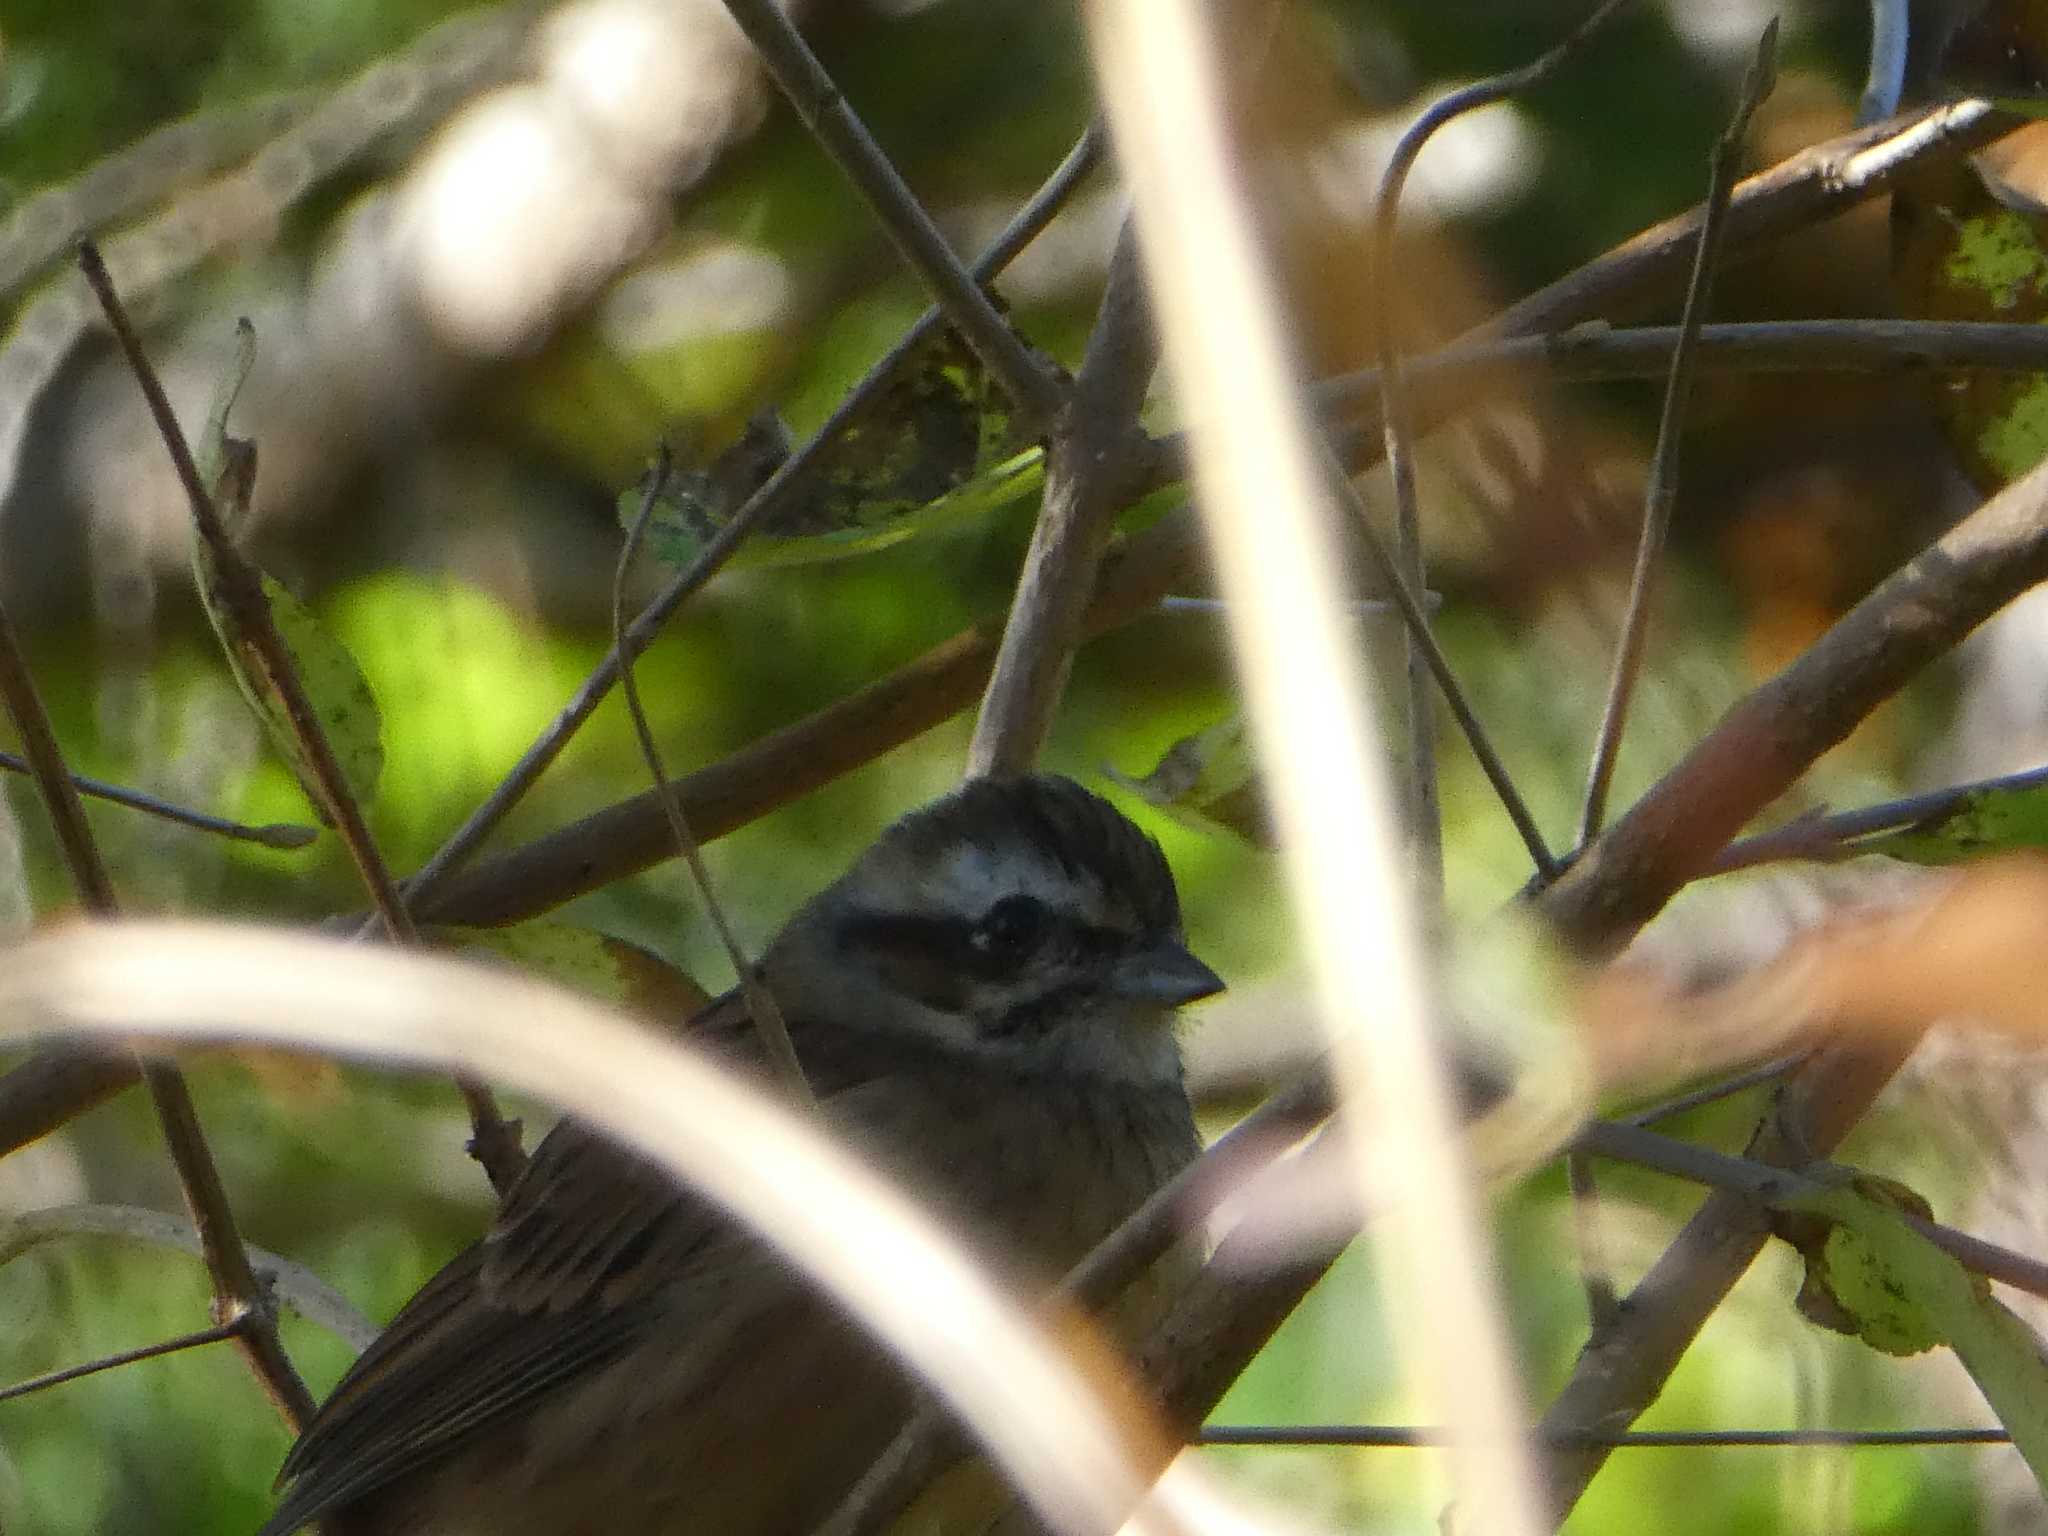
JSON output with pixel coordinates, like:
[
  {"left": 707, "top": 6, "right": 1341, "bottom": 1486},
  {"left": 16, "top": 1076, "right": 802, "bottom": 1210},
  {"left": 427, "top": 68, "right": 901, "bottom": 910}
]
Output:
[
  {"left": 1316, "top": 318, "right": 2048, "bottom": 428},
  {"left": 395, "top": 125, "right": 1105, "bottom": 923},
  {"left": 0, "top": 748, "right": 316, "bottom": 847},
  {"left": 0, "top": 600, "right": 315, "bottom": 1429},
  {"left": 968, "top": 217, "right": 1157, "bottom": 776},
  {"left": 716, "top": 0, "right": 1063, "bottom": 429},
  {"left": 1574, "top": 1119, "right": 2048, "bottom": 1302},
  {"left": 0, "top": 1318, "right": 247, "bottom": 1407},
  {"left": 1199, "top": 1424, "right": 2011, "bottom": 1448},
  {"left": 1710, "top": 762, "right": 2048, "bottom": 874},
  {"left": 0, "top": 1201, "right": 376, "bottom": 1349},
  {"left": 76, "top": 243, "right": 526, "bottom": 1199},
  {"left": 1322, "top": 452, "right": 1557, "bottom": 876},
  {"left": 613, "top": 449, "right": 811, "bottom": 1104},
  {"left": 1538, "top": 1033, "right": 1925, "bottom": 1520},
  {"left": 1370, "top": 0, "right": 1637, "bottom": 915},
  {"left": 1617, "top": 1053, "right": 1806, "bottom": 1125},
  {"left": 1581, "top": 21, "right": 1779, "bottom": 845},
  {"left": 1564, "top": 20, "right": 1777, "bottom": 1327}
]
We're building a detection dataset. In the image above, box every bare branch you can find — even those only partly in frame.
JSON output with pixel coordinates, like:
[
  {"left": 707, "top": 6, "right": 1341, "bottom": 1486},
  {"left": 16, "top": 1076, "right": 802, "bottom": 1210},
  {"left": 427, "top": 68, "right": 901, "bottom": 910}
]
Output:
[
  {"left": 1200, "top": 1425, "right": 2010, "bottom": 1449},
  {"left": 1574, "top": 1119, "right": 2048, "bottom": 1301},
  {"left": 0, "top": 599, "right": 314, "bottom": 1429},
  {"left": 396, "top": 125, "right": 1106, "bottom": 921},
  {"left": 1709, "top": 763, "right": 2048, "bottom": 874},
  {"left": 1566, "top": 20, "right": 1777, "bottom": 1331},
  {"left": 716, "top": 0, "right": 1064, "bottom": 428},
  {"left": 1541, "top": 436, "right": 2048, "bottom": 956},
  {"left": 614, "top": 451, "right": 810, "bottom": 1103},
  {"left": 0, "top": 1318, "right": 246, "bottom": 1407},
  {"left": 0, "top": 748, "right": 316, "bottom": 847},
  {"left": 1582, "top": 21, "right": 1778, "bottom": 843},
  {"left": 969, "top": 219, "right": 1157, "bottom": 776},
  {"left": 1318, "top": 318, "right": 2048, "bottom": 426},
  {"left": 77, "top": 242, "right": 527, "bottom": 1199},
  {"left": 1322, "top": 454, "right": 1558, "bottom": 876},
  {"left": 1371, "top": 0, "right": 1637, "bottom": 910},
  {"left": 1480, "top": 97, "right": 2014, "bottom": 339},
  {"left": 0, "top": 1201, "right": 376, "bottom": 1349}
]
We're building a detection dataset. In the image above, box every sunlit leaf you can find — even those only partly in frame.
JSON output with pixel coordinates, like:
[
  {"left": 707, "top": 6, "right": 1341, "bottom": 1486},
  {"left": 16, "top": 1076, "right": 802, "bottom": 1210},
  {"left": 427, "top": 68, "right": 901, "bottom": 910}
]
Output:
[
  {"left": 1783, "top": 1176, "right": 2048, "bottom": 1487},
  {"left": 1106, "top": 715, "right": 1273, "bottom": 847},
  {"left": 1854, "top": 778, "right": 2048, "bottom": 864},
  {"left": 188, "top": 325, "right": 383, "bottom": 823},
  {"left": 626, "top": 323, "right": 1052, "bottom": 568},
  {"left": 1892, "top": 125, "right": 2048, "bottom": 489},
  {"left": 194, "top": 550, "right": 384, "bottom": 825}
]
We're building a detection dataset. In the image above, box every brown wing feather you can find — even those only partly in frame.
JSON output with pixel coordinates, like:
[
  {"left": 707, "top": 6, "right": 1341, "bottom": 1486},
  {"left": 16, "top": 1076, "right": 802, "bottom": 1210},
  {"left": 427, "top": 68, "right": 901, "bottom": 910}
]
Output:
[{"left": 260, "top": 989, "right": 783, "bottom": 1536}]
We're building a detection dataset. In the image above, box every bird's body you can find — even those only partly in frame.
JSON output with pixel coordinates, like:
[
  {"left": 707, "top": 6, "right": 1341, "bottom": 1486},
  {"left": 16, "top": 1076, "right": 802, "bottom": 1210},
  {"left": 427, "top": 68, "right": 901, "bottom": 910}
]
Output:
[{"left": 260, "top": 777, "right": 1220, "bottom": 1536}]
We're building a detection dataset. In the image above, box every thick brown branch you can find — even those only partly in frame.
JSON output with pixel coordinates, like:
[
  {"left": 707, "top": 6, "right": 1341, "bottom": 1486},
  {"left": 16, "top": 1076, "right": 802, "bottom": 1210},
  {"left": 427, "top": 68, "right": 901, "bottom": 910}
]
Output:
[{"left": 1541, "top": 444, "right": 2048, "bottom": 956}]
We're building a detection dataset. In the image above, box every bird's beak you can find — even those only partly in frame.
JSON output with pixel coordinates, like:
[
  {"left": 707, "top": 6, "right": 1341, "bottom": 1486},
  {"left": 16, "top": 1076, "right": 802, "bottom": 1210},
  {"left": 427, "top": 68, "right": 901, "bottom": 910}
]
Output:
[{"left": 1112, "top": 938, "right": 1225, "bottom": 1007}]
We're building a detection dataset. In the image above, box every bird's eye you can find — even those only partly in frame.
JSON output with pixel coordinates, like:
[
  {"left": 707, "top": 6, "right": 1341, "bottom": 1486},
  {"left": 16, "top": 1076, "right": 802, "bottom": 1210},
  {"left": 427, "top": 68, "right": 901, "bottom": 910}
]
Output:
[{"left": 971, "top": 894, "right": 1050, "bottom": 964}]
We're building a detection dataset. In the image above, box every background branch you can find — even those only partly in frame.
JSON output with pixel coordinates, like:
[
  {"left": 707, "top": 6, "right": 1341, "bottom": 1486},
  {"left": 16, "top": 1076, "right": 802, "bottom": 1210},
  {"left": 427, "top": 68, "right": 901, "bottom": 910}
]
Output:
[{"left": 968, "top": 219, "right": 1158, "bottom": 777}]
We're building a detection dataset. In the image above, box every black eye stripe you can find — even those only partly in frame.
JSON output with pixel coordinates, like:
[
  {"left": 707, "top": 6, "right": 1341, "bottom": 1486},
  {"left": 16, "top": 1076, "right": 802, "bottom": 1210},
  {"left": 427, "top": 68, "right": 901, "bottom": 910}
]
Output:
[{"left": 840, "top": 909, "right": 1132, "bottom": 982}]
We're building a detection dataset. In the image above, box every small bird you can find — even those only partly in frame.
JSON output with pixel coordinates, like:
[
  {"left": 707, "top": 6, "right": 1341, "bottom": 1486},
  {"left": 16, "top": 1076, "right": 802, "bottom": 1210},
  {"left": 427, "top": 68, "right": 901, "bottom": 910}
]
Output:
[{"left": 259, "top": 775, "right": 1223, "bottom": 1536}]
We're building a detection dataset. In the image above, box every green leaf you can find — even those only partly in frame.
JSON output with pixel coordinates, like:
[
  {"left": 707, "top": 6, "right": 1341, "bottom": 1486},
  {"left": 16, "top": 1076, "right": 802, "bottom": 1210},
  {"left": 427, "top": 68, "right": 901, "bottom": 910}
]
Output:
[
  {"left": 1893, "top": 143, "right": 2048, "bottom": 491},
  {"left": 188, "top": 323, "right": 383, "bottom": 821},
  {"left": 436, "top": 923, "right": 711, "bottom": 1022},
  {"left": 195, "top": 567, "right": 385, "bottom": 822},
  {"left": 1107, "top": 715, "right": 1272, "bottom": 847},
  {"left": 1784, "top": 1177, "right": 2048, "bottom": 1489},
  {"left": 627, "top": 322, "right": 1055, "bottom": 569},
  {"left": 1854, "top": 780, "right": 2048, "bottom": 864}
]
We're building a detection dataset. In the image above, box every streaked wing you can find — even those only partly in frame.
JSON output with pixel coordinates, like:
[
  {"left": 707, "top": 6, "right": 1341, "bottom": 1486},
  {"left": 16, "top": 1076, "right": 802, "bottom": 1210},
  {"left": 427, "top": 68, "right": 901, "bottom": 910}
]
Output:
[
  {"left": 261, "top": 987, "right": 789, "bottom": 1536},
  {"left": 259, "top": 1243, "right": 666, "bottom": 1535}
]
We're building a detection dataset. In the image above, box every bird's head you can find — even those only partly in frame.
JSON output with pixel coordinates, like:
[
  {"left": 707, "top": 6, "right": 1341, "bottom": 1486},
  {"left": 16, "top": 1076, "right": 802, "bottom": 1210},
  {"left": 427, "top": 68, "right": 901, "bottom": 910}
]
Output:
[{"left": 766, "top": 776, "right": 1222, "bottom": 1087}]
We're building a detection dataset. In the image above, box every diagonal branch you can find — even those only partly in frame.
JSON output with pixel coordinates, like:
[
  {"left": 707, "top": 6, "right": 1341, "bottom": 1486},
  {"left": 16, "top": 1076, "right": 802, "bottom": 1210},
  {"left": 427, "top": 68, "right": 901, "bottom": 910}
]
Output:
[
  {"left": 716, "top": 0, "right": 1064, "bottom": 429},
  {"left": 968, "top": 218, "right": 1158, "bottom": 776},
  {"left": 394, "top": 125, "right": 1105, "bottom": 923},
  {"left": 1580, "top": 22, "right": 1778, "bottom": 843},
  {"left": 77, "top": 243, "right": 526, "bottom": 1198},
  {"left": 1369, "top": 0, "right": 1637, "bottom": 909},
  {"left": 1537, "top": 1033, "right": 1925, "bottom": 1519},
  {"left": 0, "top": 600, "right": 314, "bottom": 1429},
  {"left": 1540, "top": 435, "right": 2048, "bottom": 957}
]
